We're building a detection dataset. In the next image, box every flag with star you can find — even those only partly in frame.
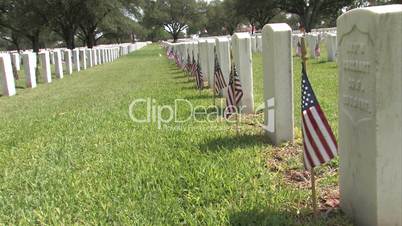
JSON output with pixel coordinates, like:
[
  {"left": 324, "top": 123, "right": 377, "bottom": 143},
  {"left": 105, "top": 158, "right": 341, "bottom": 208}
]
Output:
[{"left": 301, "top": 63, "right": 337, "bottom": 170}]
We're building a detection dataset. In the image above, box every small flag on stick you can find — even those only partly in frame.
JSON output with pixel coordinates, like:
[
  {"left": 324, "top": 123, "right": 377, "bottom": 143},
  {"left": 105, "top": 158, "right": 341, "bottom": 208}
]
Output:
[
  {"left": 214, "top": 53, "right": 227, "bottom": 95},
  {"left": 301, "top": 63, "right": 338, "bottom": 170},
  {"left": 224, "top": 64, "right": 243, "bottom": 118},
  {"left": 195, "top": 59, "right": 204, "bottom": 90}
]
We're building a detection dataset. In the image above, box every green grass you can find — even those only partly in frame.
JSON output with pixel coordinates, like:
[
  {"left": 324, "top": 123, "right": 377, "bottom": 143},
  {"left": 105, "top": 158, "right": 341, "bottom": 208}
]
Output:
[{"left": 0, "top": 44, "right": 350, "bottom": 225}]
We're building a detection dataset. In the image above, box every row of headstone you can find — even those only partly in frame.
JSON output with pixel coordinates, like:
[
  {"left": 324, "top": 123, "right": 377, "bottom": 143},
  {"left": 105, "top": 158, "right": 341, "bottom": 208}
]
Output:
[
  {"left": 163, "top": 33, "right": 255, "bottom": 114},
  {"left": 0, "top": 42, "right": 150, "bottom": 97},
  {"left": 164, "top": 5, "right": 402, "bottom": 226},
  {"left": 292, "top": 31, "right": 337, "bottom": 61}
]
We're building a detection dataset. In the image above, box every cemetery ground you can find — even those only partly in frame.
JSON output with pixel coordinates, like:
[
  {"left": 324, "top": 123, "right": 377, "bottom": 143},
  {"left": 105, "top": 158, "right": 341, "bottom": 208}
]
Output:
[{"left": 0, "top": 44, "right": 351, "bottom": 225}]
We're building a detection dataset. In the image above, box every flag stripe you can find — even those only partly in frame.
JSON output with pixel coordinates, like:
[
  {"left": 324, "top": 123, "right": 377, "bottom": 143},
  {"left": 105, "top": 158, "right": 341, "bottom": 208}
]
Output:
[
  {"left": 302, "top": 139, "right": 313, "bottom": 169},
  {"left": 302, "top": 114, "right": 326, "bottom": 164},
  {"left": 302, "top": 123, "right": 322, "bottom": 167},
  {"left": 305, "top": 108, "right": 334, "bottom": 160},
  {"left": 315, "top": 105, "right": 338, "bottom": 149},
  {"left": 310, "top": 107, "right": 338, "bottom": 157}
]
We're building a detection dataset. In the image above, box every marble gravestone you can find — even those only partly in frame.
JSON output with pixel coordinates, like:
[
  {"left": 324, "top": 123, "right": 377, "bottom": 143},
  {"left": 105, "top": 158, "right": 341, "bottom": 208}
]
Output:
[
  {"left": 54, "top": 50, "right": 63, "bottom": 79},
  {"left": 205, "top": 39, "right": 216, "bottom": 89},
  {"left": 39, "top": 51, "right": 52, "bottom": 83},
  {"left": 215, "top": 37, "right": 231, "bottom": 98},
  {"left": 64, "top": 49, "right": 73, "bottom": 75},
  {"left": 262, "top": 23, "right": 294, "bottom": 145},
  {"left": 73, "top": 49, "right": 80, "bottom": 72},
  {"left": 231, "top": 33, "right": 254, "bottom": 114},
  {"left": 326, "top": 33, "right": 337, "bottom": 61},
  {"left": 11, "top": 53, "right": 20, "bottom": 71},
  {"left": 0, "top": 53, "right": 16, "bottom": 96},
  {"left": 338, "top": 5, "right": 402, "bottom": 226},
  {"left": 22, "top": 52, "right": 37, "bottom": 88},
  {"left": 80, "top": 49, "right": 87, "bottom": 70}
]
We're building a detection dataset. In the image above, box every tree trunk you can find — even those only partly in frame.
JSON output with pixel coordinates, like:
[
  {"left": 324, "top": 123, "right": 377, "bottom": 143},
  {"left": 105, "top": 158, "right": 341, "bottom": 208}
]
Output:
[
  {"left": 63, "top": 28, "right": 76, "bottom": 49},
  {"left": 31, "top": 35, "right": 40, "bottom": 53},
  {"left": 87, "top": 30, "right": 96, "bottom": 48}
]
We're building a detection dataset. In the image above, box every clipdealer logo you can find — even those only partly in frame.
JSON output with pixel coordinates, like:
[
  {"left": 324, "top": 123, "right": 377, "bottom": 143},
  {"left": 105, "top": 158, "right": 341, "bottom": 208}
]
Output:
[{"left": 128, "top": 98, "right": 248, "bottom": 129}]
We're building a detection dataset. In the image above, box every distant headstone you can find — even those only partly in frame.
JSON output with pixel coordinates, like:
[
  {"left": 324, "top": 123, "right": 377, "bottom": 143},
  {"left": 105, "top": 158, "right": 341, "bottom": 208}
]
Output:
[
  {"left": 232, "top": 33, "right": 254, "bottom": 114},
  {"left": 338, "top": 5, "right": 402, "bottom": 226},
  {"left": 54, "top": 50, "right": 63, "bottom": 79},
  {"left": 87, "top": 49, "right": 93, "bottom": 68},
  {"left": 306, "top": 33, "right": 318, "bottom": 59},
  {"left": 64, "top": 49, "right": 73, "bottom": 75},
  {"left": 198, "top": 40, "right": 209, "bottom": 86},
  {"left": 262, "top": 23, "right": 294, "bottom": 145},
  {"left": 11, "top": 53, "right": 20, "bottom": 71},
  {"left": 251, "top": 36, "right": 257, "bottom": 53},
  {"left": 256, "top": 36, "right": 262, "bottom": 53},
  {"left": 215, "top": 37, "right": 231, "bottom": 98},
  {"left": 0, "top": 53, "right": 16, "bottom": 96},
  {"left": 92, "top": 49, "right": 97, "bottom": 65},
  {"left": 50, "top": 51, "right": 55, "bottom": 65},
  {"left": 22, "top": 52, "right": 37, "bottom": 88},
  {"left": 39, "top": 51, "right": 52, "bottom": 83},
  {"left": 73, "top": 49, "right": 80, "bottom": 72},
  {"left": 80, "top": 49, "right": 87, "bottom": 70},
  {"left": 326, "top": 33, "right": 337, "bottom": 61}
]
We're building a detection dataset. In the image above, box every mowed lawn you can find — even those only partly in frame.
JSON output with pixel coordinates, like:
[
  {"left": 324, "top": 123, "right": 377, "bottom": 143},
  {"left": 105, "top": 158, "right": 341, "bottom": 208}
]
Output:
[{"left": 0, "top": 44, "right": 350, "bottom": 225}]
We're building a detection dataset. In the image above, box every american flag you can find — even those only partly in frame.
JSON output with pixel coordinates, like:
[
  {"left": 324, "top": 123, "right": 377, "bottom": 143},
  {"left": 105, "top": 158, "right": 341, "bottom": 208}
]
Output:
[
  {"left": 214, "top": 54, "right": 227, "bottom": 94},
  {"left": 314, "top": 39, "right": 321, "bottom": 57},
  {"left": 191, "top": 54, "right": 197, "bottom": 77},
  {"left": 174, "top": 53, "right": 181, "bottom": 67},
  {"left": 186, "top": 53, "right": 192, "bottom": 73},
  {"left": 167, "top": 48, "right": 174, "bottom": 60},
  {"left": 195, "top": 60, "right": 204, "bottom": 90},
  {"left": 301, "top": 63, "right": 337, "bottom": 170},
  {"left": 225, "top": 65, "right": 243, "bottom": 118}
]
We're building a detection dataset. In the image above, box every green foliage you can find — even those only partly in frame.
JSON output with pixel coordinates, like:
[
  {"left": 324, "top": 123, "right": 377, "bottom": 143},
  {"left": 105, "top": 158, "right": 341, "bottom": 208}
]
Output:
[
  {"left": 276, "top": 0, "right": 354, "bottom": 32},
  {"left": 142, "top": 0, "right": 202, "bottom": 42},
  {"left": 233, "top": 0, "right": 280, "bottom": 31}
]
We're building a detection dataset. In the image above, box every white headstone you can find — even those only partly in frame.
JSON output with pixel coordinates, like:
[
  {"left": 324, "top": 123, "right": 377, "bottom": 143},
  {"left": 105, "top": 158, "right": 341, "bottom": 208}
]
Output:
[
  {"left": 39, "top": 51, "right": 52, "bottom": 83},
  {"left": 87, "top": 49, "right": 93, "bottom": 68},
  {"left": 306, "top": 33, "right": 318, "bottom": 59},
  {"left": 256, "top": 36, "right": 262, "bottom": 53},
  {"left": 54, "top": 50, "right": 63, "bottom": 79},
  {"left": 80, "top": 49, "right": 87, "bottom": 70},
  {"left": 251, "top": 36, "right": 257, "bottom": 53},
  {"left": 11, "top": 53, "right": 20, "bottom": 71},
  {"left": 326, "top": 33, "right": 337, "bottom": 61},
  {"left": 338, "top": 5, "right": 402, "bottom": 226},
  {"left": 0, "top": 53, "right": 16, "bottom": 96},
  {"left": 198, "top": 40, "right": 209, "bottom": 86},
  {"left": 215, "top": 37, "right": 231, "bottom": 98},
  {"left": 22, "top": 52, "right": 37, "bottom": 88},
  {"left": 232, "top": 33, "right": 254, "bottom": 114},
  {"left": 64, "top": 49, "right": 73, "bottom": 75},
  {"left": 262, "top": 23, "right": 294, "bottom": 145},
  {"left": 73, "top": 49, "right": 80, "bottom": 72},
  {"left": 50, "top": 52, "right": 55, "bottom": 65},
  {"left": 92, "top": 49, "right": 97, "bottom": 65}
]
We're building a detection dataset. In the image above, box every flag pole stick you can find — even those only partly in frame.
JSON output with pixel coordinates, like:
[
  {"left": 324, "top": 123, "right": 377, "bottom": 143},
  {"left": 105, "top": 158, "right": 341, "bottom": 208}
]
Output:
[{"left": 301, "top": 33, "right": 319, "bottom": 218}]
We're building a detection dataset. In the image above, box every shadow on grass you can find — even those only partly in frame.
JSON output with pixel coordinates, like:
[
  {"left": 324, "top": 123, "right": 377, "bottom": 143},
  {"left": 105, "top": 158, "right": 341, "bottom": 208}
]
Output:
[
  {"left": 229, "top": 208, "right": 311, "bottom": 226},
  {"left": 312, "top": 60, "right": 329, "bottom": 64},
  {"left": 199, "top": 133, "right": 268, "bottom": 152},
  {"left": 183, "top": 94, "right": 213, "bottom": 100},
  {"left": 229, "top": 208, "right": 352, "bottom": 226}
]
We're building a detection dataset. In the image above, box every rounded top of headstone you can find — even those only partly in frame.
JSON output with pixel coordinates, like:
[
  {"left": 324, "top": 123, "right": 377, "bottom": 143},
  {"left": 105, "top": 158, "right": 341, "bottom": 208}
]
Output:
[
  {"left": 262, "top": 23, "right": 291, "bottom": 33},
  {"left": 232, "top": 32, "right": 251, "bottom": 40},
  {"left": 339, "top": 4, "right": 402, "bottom": 21},
  {"left": 215, "top": 36, "right": 230, "bottom": 42}
]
